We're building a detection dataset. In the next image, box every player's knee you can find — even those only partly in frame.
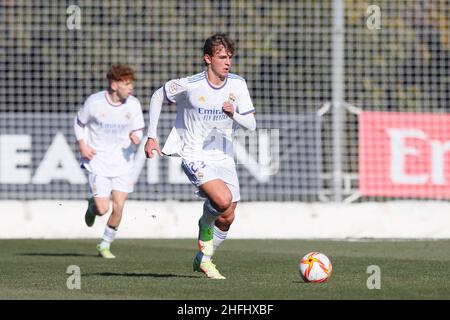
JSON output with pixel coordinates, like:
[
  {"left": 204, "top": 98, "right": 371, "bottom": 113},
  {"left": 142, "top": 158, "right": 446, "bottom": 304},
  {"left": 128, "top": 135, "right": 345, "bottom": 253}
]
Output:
[
  {"left": 96, "top": 204, "right": 109, "bottom": 215},
  {"left": 112, "top": 204, "right": 124, "bottom": 216},
  {"left": 211, "top": 196, "right": 232, "bottom": 213}
]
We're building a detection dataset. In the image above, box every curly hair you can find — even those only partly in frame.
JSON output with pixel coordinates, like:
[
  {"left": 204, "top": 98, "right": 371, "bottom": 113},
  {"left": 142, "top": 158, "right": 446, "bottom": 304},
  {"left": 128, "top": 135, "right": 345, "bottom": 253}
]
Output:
[{"left": 107, "top": 64, "right": 135, "bottom": 83}]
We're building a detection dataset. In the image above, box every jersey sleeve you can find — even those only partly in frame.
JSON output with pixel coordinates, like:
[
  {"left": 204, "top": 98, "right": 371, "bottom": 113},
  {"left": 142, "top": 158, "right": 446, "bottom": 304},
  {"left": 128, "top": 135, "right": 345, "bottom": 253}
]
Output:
[
  {"left": 236, "top": 81, "right": 255, "bottom": 115},
  {"left": 76, "top": 98, "right": 91, "bottom": 127},
  {"left": 131, "top": 101, "right": 145, "bottom": 132},
  {"left": 163, "top": 78, "right": 189, "bottom": 103},
  {"left": 74, "top": 97, "right": 92, "bottom": 141}
]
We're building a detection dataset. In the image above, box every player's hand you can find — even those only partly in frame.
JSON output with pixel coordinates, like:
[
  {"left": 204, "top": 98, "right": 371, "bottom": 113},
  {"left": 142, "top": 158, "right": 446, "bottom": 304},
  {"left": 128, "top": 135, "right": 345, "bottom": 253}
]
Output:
[
  {"left": 129, "top": 132, "right": 141, "bottom": 145},
  {"left": 79, "top": 142, "right": 96, "bottom": 160},
  {"left": 144, "top": 137, "right": 162, "bottom": 158},
  {"left": 222, "top": 101, "right": 235, "bottom": 118}
]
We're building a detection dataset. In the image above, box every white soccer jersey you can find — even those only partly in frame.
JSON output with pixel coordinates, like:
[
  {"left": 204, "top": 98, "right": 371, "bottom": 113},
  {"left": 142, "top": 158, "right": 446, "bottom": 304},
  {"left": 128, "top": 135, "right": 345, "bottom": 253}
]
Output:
[
  {"left": 75, "top": 91, "right": 145, "bottom": 177},
  {"left": 163, "top": 71, "right": 255, "bottom": 161}
]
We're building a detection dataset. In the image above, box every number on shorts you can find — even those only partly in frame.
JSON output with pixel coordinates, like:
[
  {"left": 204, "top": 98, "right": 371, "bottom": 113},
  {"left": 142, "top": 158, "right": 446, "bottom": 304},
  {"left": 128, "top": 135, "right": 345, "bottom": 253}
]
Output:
[{"left": 188, "top": 161, "right": 206, "bottom": 173}]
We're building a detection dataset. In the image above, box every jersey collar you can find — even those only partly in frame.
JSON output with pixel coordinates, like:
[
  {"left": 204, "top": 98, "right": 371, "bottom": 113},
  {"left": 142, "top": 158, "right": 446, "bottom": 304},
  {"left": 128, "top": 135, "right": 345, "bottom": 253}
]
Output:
[{"left": 205, "top": 71, "right": 228, "bottom": 90}]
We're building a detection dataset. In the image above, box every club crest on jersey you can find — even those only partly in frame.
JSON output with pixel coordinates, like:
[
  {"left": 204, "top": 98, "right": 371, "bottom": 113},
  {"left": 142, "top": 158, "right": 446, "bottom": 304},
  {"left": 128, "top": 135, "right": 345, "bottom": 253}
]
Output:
[
  {"left": 228, "top": 93, "right": 236, "bottom": 103},
  {"left": 198, "top": 96, "right": 206, "bottom": 103},
  {"left": 125, "top": 112, "right": 131, "bottom": 119}
]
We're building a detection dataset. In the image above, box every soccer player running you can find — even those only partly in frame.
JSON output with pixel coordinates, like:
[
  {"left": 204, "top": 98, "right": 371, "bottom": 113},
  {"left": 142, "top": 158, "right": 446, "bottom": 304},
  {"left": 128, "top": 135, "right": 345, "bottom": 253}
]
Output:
[
  {"left": 144, "top": 33, "right": 256, "bottom": 279},
  {"left": 74, "top": 64, "right": 145, "bottom": 259}
]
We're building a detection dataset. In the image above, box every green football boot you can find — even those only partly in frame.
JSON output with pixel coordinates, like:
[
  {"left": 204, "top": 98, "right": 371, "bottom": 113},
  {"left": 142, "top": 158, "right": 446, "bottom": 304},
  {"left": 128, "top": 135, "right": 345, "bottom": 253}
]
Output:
[
  {"left": 193, "top": 255, "right": 226, "bottom": 280},
  {"left": 96, "top": 244, "right": 115, "bottom": 259}
]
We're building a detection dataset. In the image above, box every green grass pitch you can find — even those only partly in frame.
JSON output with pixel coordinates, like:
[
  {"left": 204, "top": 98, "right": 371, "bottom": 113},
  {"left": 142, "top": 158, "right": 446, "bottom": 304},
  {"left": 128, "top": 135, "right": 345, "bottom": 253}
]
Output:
[{"left": 1, "top": 239, "right": 449, "bottom": 300}]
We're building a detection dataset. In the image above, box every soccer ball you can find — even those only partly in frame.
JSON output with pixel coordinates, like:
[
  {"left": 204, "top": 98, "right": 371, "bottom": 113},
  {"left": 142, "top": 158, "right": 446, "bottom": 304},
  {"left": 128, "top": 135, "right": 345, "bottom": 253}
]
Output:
[{"left": 299, "top": 252, "right": 332, "bottom": 283}]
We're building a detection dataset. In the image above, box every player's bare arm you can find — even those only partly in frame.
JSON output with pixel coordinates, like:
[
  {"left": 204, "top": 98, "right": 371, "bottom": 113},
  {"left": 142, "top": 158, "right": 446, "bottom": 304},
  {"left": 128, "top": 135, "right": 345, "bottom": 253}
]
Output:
[
  {"left": 77, "top": 139, "right": 96, "bottom": 160},
  {"left": 144, "top": 137, "right": 162, "bottom": 158},
  {"left": 129, "top": 132, "right": 141, "bottom": 145}
]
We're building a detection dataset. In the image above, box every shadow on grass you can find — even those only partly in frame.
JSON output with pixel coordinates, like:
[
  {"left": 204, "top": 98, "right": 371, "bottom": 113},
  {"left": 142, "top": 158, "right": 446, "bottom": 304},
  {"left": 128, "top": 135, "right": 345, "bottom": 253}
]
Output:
[
  {"left": 17, "top": 252, "right": 97, "bottom": 257},
  {"left": 85, "top": 272, "right": 200, "bottom": 279}
]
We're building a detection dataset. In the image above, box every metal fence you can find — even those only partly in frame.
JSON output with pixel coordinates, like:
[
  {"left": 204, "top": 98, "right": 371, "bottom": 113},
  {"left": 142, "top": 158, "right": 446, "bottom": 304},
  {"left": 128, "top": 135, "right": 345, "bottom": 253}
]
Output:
[{"left": 1, "top": 1, "right": 450, "bottom": 201}]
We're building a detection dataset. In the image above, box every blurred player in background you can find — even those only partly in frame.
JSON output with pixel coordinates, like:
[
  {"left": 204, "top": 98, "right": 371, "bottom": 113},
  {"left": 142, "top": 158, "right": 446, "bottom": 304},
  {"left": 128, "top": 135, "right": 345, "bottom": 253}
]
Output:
[
  {"left": 144, "top": 33, "right": 256, "bottom": 279},
  {"left": 74, "top": 64, "right": 145, "bottom": 259}
]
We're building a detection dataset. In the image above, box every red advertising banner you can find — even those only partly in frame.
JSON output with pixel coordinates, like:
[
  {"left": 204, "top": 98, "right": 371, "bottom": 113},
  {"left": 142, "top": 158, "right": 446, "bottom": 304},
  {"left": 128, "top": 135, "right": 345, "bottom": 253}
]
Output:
[{"left": 359, "top": 111, "right": 450, "bottom": 199}]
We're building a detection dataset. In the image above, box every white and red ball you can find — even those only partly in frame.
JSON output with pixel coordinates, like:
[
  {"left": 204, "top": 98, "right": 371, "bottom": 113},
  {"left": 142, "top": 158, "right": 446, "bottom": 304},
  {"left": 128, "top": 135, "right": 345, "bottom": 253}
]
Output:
[{"left": 299, "top": 252, "right": 332, "bottom": 283}]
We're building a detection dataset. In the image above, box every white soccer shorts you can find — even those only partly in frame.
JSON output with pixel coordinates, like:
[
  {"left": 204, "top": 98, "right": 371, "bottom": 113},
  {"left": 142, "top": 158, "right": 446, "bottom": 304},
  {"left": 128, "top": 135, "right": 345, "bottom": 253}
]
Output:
[
  {"left": 181, "top": 157, "right": 240, "bottom": 202},
  {"left": 87, "top": 172, "right": 134, "bottom": 197}
]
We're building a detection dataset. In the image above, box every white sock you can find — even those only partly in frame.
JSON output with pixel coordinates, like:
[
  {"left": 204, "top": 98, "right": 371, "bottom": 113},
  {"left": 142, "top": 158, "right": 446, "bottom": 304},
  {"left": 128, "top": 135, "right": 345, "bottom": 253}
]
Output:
[
  {"left": 196, "top": 251, "right": 211, "bottom": 263},
  {"left": 198, "top": 227, "right": 227, "bottom": 263},
  {"left": 100, "top": 225, "right": 117, "bottom": 249},
  {"left": 213, "top": 226, "right": 228, "bottom": 252},
  {"left": 198, "top": 200, "right": 222, "bottom": 263},
  {"left": 200, "top": 199, "right": 221, "bottom": 227}
]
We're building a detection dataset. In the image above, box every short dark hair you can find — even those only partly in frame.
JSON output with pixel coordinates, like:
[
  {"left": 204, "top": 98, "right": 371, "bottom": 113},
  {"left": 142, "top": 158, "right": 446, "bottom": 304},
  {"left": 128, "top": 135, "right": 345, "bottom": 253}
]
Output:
[
  {"left": 107, "top": 64, "right": 135, "bottom": 83},
  {"left": 202, "top": 33, "right": 235, "bottom": 57}
]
